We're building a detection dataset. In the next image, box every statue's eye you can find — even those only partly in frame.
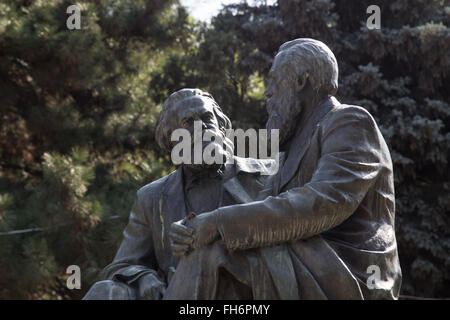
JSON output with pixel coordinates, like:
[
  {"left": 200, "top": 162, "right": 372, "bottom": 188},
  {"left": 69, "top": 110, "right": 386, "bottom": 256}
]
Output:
[
  {"left": 182, "top": 118, "right": 192, "bottom": 128},
  {"left": 202, "top": 113, "right": 213, "bottom": 123}
]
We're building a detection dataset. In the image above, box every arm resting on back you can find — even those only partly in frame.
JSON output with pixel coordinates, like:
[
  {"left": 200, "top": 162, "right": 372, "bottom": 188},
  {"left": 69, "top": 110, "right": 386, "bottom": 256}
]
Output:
[{"left": 217, "top": 107, "right": 388, "bottom": 251}]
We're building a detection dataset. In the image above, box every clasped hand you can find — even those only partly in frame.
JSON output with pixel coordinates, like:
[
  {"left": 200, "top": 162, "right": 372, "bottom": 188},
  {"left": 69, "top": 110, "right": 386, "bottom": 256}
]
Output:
[{"left": 169, "top": 210, "right": 220, "bottom": 257}]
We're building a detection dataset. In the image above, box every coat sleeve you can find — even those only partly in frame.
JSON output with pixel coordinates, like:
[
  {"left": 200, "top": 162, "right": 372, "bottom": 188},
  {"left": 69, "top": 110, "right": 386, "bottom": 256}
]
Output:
[
  {"left": 101, "top": 189, "right": 161, "bottom": 286},
  {"left": 217, "top": 106, "right": 390, "bottom": 251}
]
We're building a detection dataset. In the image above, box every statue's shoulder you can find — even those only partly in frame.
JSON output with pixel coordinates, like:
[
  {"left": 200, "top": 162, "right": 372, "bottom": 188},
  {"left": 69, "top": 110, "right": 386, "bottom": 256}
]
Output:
[
  {"left": 323, "top": 102, "right": 377, "bottom": 128},
  {"left": 136, "top": 169, "right": 177, "bottom": 200}
]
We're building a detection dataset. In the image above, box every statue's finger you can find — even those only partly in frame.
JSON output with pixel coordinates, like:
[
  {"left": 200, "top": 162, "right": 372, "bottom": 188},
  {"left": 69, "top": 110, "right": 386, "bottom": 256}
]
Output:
[
  {"left": 168, "top": 231, "right": 193, "bottom": 245},
  {"left": 170, "top": 222, "right": 194, "bottom": 236},
  {"left": 171, "top": 242, "right": 190, "bottom": 251}
]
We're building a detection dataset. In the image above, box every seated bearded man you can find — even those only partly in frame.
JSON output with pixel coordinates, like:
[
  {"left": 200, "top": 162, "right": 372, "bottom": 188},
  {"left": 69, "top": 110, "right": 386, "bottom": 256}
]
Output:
[
  {"left": 83, "top": 88, "right": 274, "bottom": 300},
  {"left": 166, "top": 39, "right": 402, "bottom": 300}
]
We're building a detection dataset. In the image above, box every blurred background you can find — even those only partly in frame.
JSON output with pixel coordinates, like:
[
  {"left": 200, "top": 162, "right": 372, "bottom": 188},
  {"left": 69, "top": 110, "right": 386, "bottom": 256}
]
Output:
[{"left": 0, "top": 0, "right": 448, "bottom": 299}]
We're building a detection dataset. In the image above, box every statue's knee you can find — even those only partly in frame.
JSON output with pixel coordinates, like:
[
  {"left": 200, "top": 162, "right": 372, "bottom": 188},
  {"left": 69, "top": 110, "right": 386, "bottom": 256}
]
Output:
[{"left": 83, "top": 280, "right": 137, "bottom": 300}]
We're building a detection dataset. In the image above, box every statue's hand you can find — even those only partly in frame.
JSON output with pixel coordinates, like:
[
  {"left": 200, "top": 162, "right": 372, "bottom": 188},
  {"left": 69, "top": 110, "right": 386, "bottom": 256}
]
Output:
[
  {"left": 169, "top": 211, "right": 220, "bottom": 256},
  {"left": 185, "top": 210, "right": 220, "bottom": 249},
  {"left": 169, "top": 218, "right": 194, "bottom": 257},
  {"left": 137, "top": 273, "right": 166, "bottom": 300}
]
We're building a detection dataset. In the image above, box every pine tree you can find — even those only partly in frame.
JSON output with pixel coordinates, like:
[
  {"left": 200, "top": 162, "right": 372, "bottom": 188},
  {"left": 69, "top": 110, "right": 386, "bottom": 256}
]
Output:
[{"left": 0, "top": 0, "right": 188, "bottom": 299}]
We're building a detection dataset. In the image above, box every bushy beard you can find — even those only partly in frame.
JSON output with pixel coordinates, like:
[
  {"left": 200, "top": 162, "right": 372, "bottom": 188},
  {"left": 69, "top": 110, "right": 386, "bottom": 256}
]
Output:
[
  {"left": 266, "top": 86, "right": 303, "bottom": 146},
  {"left": 184, "top": 128, "right": 234, "bottom": 173}
]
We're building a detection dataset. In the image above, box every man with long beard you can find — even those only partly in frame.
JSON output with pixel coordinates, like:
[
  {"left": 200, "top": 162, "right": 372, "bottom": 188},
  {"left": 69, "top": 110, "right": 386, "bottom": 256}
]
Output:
[
  {"left": 83, "top": 88, "right": 274, "bottom": 299},
  {"left": 168, "top": 39, "right": 402, "bottom": 299}
]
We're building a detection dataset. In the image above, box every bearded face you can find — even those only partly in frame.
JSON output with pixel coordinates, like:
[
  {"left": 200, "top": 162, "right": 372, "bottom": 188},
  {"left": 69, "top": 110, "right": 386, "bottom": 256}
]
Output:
[
  {"left": 265, "top": 57, "right": 303, "bottom": 146},
  {"left": 169, "top": 96, "right": 233, "bottom": 173},
  {"left": 186, "top": 124, "right": 232, "bottom": 173}
]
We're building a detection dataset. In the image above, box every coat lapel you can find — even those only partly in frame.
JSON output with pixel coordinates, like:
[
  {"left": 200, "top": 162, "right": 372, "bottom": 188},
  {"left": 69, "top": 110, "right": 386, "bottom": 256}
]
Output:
[
  {"left": 162, "top": 168, "right": 187, "bottom": 219},
  {"left": 223, "top": 156, "right": 276, "bottom": 204},
  {"left": 223, "top": 177, "right": 254, "bottom": 204},
  {"left": 277, "top": 96, "right": 338, "bottom": 192},
  {"left": 160, "top": 169, "right": 187, "bottom": 250}
]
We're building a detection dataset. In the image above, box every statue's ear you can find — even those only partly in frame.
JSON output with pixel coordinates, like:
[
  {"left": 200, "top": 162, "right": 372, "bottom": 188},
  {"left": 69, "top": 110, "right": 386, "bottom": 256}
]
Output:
[{"left": 297, "top": 72, "right": 309, "bottom": 92}]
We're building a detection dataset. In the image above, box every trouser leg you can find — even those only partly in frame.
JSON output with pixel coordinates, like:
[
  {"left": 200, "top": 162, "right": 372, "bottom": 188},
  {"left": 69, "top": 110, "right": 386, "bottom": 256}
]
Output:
[
  {"left": 164, "top": 242, "right": 253, "bottom": 300},
  {"left": 83, "top": 280, "right": 138, "bottom": 300}
]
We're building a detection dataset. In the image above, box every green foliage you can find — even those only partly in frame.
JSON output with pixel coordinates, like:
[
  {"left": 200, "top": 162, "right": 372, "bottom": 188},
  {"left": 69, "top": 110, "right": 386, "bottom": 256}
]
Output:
[
  {"left": 0, "top": 0, "right": 448, "bottom": 299},
  {"left": 0, "top": 0, "right": 179, "bottom": 299}
]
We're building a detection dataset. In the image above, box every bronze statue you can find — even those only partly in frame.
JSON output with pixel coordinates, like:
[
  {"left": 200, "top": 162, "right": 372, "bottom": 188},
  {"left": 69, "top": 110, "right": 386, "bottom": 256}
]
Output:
[
  {"left": 83, "top": 88, "right": 273, "bottom": 299},
  {"left": 85, "top": 38, "right": 401, "bottom": 300},
  {"left": 166, "top": 38, "right": 402, "bottom": 299}
]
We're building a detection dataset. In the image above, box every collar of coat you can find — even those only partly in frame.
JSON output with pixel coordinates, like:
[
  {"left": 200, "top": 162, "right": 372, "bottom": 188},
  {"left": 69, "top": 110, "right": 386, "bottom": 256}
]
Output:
[{"left": 160, "top": 155, "right": 275, "bottom": 206}]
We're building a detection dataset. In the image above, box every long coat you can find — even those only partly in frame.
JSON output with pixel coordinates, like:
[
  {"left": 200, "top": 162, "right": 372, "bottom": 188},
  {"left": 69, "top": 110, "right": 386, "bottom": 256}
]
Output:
[
  {"left": 101, "top": 156, "right": 274, "bottom": 288},
  {"left": 210, "top": 96, "right": 402, "bottom": 299}
]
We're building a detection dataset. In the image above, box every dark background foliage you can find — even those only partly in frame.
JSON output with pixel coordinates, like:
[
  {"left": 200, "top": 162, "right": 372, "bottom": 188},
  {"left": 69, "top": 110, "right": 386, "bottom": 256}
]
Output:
[{"left": 0, "top": 0, "right": 448, "bottom": 299}]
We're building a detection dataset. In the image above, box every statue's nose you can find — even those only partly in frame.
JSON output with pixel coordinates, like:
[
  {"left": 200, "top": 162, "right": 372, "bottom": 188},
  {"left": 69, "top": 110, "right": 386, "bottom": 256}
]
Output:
[{"left": 194, "top": 118, "right": 208, "bottom": 130}]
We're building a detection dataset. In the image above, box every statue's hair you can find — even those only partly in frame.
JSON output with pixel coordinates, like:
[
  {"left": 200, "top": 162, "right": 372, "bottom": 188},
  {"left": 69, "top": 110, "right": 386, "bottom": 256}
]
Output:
[
  {"left": 155, "top": 88, "right": 232, "bottom": 152},
  {"left": 277, "top": 38, "right": 338, "bottom": 95}
]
